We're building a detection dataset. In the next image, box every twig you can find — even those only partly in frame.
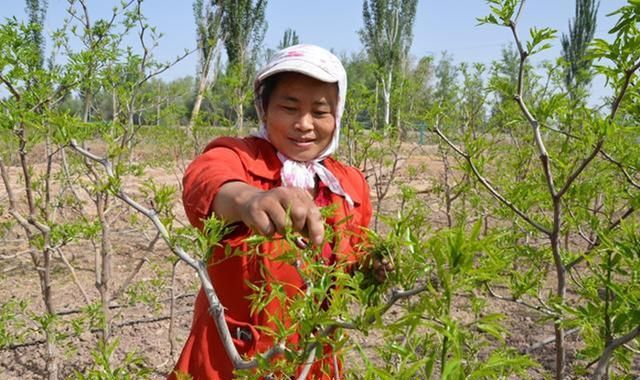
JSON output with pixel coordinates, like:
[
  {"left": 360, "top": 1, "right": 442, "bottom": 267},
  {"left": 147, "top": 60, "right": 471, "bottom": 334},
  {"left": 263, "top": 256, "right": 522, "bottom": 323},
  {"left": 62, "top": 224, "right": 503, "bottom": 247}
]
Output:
[
  {"left": 556, "top": 140, "right": 604, "bottom": 199},
  {"left": 2, "top": 309, "right": 194, "bottom": 351},
  {"left": 110, "top": 255, "right": 149, "bottom": 302},
  {"left": 485, "top": 283, "right": 555, "bottom": 317},
  {"left": 55, "top": 247, "right": 91, "bottom": 304},
  {"left": 591, "top": 325, "right": 640, "bottom": 379},
  {"left": 0, "top": 156, "right": 33, "bottom": 233},
  {"left": 294, "top": 346, "right": 318, "bottom": 380},
  {"left": 290, "top": 282, "right": 428, "bottom": 380},
  {"left": 565, "top": 206, "right": 636, "bottom": 270},
  {"left": 600, "top": 150, "right": 640, "bottom": 190},
  {"left": 433, "top": 127, "right": 551, "bottom": 235},
  {"left": 168, "top": 260, "right": 179, "bottom": 361},
  {"left": 509, "top": 16, "right": 556, "bottom": 199},
  {"left": 609, "top": 61, "right": 640, "bottom": 121},
  {"left": 513, "top": 0, "right": 526, "bottom": 25},
  {"left": 527, "top": 328, "right": 580, "bottom": 353},
  {"left": 111, "top": 309, "right": 191, "bottom": 329},
  {"left": 0, "top": 248, "right": 35, "bottom": 260},
  {"left": 0, "top": 73, "right": 21, "bottom": 100},
  {"left": 55, "top": 292, "right": 196, "bottom": 317}
]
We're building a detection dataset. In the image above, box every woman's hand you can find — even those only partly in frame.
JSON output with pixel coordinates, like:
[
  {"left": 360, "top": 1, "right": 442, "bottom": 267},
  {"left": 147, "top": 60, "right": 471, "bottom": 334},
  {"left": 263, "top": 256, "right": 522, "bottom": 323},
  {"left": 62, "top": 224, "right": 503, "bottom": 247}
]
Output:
[{"left": 214, "top": 182, "right": 325, "bottom": 246}]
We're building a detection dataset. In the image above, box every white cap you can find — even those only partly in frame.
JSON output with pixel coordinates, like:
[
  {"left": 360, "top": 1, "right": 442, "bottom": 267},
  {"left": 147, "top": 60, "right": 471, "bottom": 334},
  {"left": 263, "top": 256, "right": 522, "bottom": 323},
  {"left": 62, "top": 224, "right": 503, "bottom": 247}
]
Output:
[
  {"left": 253, "top": 44, "right": 347, "bottom": 161},
  {"left": 256, "top": 45, "right": 344, "bottom": 84}
]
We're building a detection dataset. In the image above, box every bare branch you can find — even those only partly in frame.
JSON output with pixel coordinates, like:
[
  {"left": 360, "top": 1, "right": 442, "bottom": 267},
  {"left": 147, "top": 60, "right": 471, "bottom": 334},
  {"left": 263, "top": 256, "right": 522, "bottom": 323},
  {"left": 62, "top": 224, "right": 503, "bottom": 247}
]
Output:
[
  {"left": 0, "top": 155, "right": 35, "bottom": 233},
  {"left": 295, "top": 347, "right": 318, "bottom": 380},
  {"left": 527, "top": 328, "right": 580, "bottom": 353},
  {"left": 55, "top": 247, "right": 91, "bottom": 304},
  {"left": 0, "top": 156, "right": 18, "bottom": 214},
  {"left": 110, "top": 255, "right": 149, "bottom": 302}
]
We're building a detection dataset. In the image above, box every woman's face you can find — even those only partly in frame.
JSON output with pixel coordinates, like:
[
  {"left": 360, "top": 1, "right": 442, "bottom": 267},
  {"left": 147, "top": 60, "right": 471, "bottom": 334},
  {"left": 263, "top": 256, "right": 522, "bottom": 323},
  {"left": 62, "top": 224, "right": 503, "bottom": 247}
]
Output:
[{"left": 264, "top": 72, "right": 337, "bottom": 161}]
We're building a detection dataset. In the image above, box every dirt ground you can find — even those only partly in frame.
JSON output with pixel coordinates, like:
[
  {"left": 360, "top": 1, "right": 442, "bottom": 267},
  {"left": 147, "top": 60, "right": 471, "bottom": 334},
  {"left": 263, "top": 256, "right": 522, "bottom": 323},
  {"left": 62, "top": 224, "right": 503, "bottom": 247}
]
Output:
[{"left": 0, "top": 142, "right": 637, "bottom": 379}]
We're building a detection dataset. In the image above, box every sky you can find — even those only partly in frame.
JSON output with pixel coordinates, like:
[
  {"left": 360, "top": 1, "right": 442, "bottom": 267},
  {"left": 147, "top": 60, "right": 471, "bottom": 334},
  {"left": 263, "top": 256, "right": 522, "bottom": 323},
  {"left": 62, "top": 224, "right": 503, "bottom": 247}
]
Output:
[{"left": 0, "top": 0, "right": 629, "bottom": 103}]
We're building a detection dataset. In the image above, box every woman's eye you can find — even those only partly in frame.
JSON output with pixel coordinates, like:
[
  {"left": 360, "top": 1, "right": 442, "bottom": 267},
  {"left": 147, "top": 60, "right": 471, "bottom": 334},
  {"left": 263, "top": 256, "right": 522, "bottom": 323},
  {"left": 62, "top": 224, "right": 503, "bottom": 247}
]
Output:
[
  {"left": 281, "top": 106, "right": 297, "bottom": 112},
  {"left": 313, "top": 110, "right": 330, "bottom": 117}
]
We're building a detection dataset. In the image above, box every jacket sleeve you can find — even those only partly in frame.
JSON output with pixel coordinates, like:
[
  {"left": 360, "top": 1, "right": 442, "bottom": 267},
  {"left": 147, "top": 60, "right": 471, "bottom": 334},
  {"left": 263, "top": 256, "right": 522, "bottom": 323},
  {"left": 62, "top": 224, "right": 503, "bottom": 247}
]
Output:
[{"left": 182, "top": 146, "right": 249, "bottom": 230}]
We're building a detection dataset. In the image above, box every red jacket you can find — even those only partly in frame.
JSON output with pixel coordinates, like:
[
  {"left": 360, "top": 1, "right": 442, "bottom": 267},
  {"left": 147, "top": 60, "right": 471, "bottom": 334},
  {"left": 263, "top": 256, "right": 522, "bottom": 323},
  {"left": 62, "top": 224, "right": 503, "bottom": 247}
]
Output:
[{"left": 170, "top": 137, "right": 372, "bottom": 379}]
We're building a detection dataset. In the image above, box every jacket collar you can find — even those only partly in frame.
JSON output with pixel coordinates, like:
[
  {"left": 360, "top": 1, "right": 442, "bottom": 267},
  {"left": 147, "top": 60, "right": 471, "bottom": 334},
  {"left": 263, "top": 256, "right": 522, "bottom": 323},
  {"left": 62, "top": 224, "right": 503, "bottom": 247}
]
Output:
[{"left": 247, "top": 137, "right": 363, "bottom": 206}]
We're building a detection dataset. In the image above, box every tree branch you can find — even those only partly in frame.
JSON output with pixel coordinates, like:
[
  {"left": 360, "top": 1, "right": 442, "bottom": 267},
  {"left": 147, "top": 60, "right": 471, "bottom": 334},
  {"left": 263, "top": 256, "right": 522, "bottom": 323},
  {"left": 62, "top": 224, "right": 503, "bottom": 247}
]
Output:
[
  {"left": 0, "top": 73, "right": 21, "bottom": 100},
  {"left": 565, "top": 206, "right": 636, "bottom": 270},
  {"left": 509, "top": 18, "right": 556, "bottom": 198},
  {"left": 55, "top": 247, "right": 91, "bottom": 304},
  {"left": 433, "top": 127, "right": 551, "bottom": 235},
  {"left": 600, "top": 150, "right": 640, "bottom": 190},
  {"left": 513, "top": 0, "right": 526, "bottom": 25},
  {"left": 69, "top": 140, "right": 285, "bottom": 370},
  {"left": 609, "top": 60, "right": 640, "bottom": 121},
  {"left": 485, "top": 283, "right": 555, "bottom": 317},
  {"left": 591, "top": 325, "right": 640, "bottom": 379},
  {"left": 556, "top": 139, "right": 604, "bottom": 199},
  {"left": 0, "top": 155, "right": 34, "bottom": 233}
]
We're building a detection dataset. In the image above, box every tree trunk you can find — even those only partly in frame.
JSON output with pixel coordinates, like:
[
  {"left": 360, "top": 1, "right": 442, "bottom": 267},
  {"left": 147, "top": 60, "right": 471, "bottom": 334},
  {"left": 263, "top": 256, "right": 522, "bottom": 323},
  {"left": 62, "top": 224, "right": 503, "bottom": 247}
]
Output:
[
  {"left": 156, "top": 95, "right": 161, "bottom": 126},
  {"left": 382, "top": 70, "right": 393, "bottom": 127},
  {"left": 96, "top": 194, "right": 112, "bottom": 341},
  {"left": 237, "top": 101, "right": 244, "bottom": 130},
  {"left": 188, "top": 73, "right": 209, "bottom": 153}
]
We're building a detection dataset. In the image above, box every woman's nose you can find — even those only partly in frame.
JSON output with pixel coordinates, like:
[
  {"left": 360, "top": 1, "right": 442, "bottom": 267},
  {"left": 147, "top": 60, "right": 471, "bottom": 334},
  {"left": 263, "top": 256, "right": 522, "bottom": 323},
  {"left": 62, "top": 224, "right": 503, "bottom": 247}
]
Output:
[{"left": 293, "top": 112, "right": 314, "bottom": 131}]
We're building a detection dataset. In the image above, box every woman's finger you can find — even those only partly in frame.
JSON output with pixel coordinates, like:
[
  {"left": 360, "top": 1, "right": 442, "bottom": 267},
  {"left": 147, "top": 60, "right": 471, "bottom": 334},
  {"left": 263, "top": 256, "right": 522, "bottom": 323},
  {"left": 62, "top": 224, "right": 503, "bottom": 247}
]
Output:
[{"left": 305, "top": 206, "right": 324, "bottom": 246}]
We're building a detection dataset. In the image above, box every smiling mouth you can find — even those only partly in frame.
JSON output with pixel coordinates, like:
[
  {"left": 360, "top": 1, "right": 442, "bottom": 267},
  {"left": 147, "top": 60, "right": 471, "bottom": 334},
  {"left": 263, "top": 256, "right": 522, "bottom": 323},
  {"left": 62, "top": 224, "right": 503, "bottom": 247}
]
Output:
[{"left": 290, "top": 138, "right": 315, "bottom": 147}]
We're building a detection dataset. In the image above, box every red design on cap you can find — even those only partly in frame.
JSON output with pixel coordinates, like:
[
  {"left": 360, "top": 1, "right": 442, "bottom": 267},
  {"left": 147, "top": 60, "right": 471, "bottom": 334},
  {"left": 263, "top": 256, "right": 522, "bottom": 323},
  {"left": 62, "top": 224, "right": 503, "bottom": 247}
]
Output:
[{"left": 286, "top": 51, "right": 304, "bottom": 57}]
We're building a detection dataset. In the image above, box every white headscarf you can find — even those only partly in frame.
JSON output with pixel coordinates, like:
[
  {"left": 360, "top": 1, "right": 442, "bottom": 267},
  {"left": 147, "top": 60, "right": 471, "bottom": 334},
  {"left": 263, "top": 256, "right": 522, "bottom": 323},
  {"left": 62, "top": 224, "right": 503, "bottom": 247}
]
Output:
[{"left": 253, "top": 44, "right": 353, "bottom": 206}]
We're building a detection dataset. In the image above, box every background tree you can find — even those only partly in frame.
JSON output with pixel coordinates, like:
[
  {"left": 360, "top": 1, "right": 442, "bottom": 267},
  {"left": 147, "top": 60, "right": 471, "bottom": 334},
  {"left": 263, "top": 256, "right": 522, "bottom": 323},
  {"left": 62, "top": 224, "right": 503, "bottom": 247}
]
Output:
[
  {"left": 220, "top": 0, "right": 267, "bottom": 130},
  {"left": 24, "top": 0, "right": 47, "bottom": 67},
  {"left": 359, "top": 0, "right": 417, "bottom": 127},
  {"left": 433, "top": 52, "right": 458, "bottom": 125},
  {"left": 189, "top": 0, "right": 223, "bottom": 154},
  {"left": 277, "top": 27, "right": 299, "bottom": 49},
  {"left": 561, "top": 0, "right": 599, "bottom": 101}
]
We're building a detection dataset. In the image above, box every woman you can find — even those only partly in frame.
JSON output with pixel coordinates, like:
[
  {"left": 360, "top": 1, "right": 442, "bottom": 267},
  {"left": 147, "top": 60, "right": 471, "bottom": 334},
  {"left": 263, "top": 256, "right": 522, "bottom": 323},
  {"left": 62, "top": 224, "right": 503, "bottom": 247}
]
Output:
[{"left": 170, "top": 44, "right": 391, "bottom": 380}]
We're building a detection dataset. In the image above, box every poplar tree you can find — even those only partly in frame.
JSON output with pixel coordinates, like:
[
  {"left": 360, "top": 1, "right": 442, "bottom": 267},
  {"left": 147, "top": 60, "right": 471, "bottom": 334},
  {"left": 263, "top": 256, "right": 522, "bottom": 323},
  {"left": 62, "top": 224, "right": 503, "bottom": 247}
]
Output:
[
  {"left": 561, "top": 0, "right": 599, "bottom": 100},
  {"left": 277, "top": 28, "right": 300, "bottom": 49},
  {"left": 190, "top": 0, "right": 224, "bottom": 151},
  {"left": 359, "top": 0, "right": 418, "bottom": 128},
  {"left": 25, "top": 0, "right": 47, "bottom": 67},
  {"left": 220, "top": 0, "right": 267, "bottom": 129}
]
